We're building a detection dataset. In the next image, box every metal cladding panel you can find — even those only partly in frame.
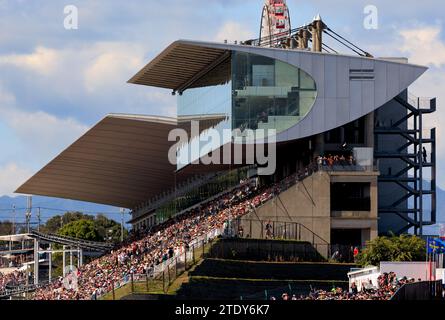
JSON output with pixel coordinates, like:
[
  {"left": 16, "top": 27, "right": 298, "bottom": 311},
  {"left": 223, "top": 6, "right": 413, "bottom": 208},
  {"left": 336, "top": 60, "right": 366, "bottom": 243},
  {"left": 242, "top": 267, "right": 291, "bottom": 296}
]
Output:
[
  {"left": 362, "top": 80, "right": 375, "bottom": 114},
  {"left": 362, "top": 58, "right": 375, "bottom": 70},
  {"left": 350, "top": 57, "right": 363, "bottom": 70},
  {"left": 132, "top": 40, "right": 428, "bottom": 143},
  {"left": 312, "top": 98, "right": 326, "bottom": 134},
  {"left": 325, "top": 55, "right": 337, "bottom": 98},
  {"left": 374, "top": 62, "right": 388, "bottom": 107},
  {"left": 324, "top": 98, "right": 338, "bottom": 129},
  {"left": 350, "top": 80, "right": 363, "bottom": 120},
  {"left": 312, "top": 55, "right": 325, "bottom": 98},
  {"left": 299, "top": 52, "right": 313, "bottom": 76},
  {"left": 387, "top": 63, "right": 401, "bottom": 99},
  {"left": 336, "top": 98, "right": 350, "bottom": 125},
  {"left": 336, "top": 57, "right": 350, "bottom": 98}
]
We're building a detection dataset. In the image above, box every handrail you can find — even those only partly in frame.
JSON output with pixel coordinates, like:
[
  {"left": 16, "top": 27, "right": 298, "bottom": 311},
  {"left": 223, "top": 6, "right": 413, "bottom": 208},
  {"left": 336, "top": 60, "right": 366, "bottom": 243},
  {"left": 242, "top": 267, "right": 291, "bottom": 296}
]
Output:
[{"left": 29, "top": 231, "right": 113, "bottom": 252}]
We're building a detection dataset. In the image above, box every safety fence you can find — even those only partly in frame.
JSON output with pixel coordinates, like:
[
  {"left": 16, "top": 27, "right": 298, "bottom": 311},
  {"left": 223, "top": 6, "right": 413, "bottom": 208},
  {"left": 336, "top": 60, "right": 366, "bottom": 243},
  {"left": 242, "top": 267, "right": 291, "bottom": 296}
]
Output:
[{"left": 103, "top": 226, "right": 225, "bottom": 300}]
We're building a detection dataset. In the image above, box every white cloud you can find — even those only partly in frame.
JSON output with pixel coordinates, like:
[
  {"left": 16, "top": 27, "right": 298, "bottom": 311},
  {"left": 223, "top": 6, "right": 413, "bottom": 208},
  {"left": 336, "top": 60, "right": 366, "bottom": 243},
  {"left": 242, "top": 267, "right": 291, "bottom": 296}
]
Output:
[
  {"left": 399, "top": 26, "right": 445, "bottom": 67},
  {"left": 0, "top": 84, "right": 89, "bottom": 172},
  {"left": 215, "top": 21, "right": 255, "bottom": 43},
  {"left": 5, "top": 108, "right": 89, "bottom": 160},
  {"left": 0, "top": 163, "right": 33, "bottom": 196},
  {"left": 400, "top": 26, "right": 445, "bottom": 188},
  {"left": 0, "top": 46, "right": 60, "bottom": 75},
  {"left": 83, "top": 43, "right": 146, "bottom": 93}
]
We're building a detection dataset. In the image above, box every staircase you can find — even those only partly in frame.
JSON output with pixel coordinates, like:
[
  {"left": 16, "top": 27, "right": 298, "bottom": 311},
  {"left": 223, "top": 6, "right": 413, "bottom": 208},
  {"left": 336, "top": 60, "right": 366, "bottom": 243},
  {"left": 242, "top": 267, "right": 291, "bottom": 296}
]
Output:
[{"left": 175, "top": 238, "right": 355, "bottom": 300}]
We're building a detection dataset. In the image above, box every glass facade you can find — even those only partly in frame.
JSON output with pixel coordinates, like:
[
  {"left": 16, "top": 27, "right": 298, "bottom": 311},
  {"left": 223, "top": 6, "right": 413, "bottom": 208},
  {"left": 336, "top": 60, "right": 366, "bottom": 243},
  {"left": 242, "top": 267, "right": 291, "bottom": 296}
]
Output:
[
  {"left": 177, "top": 81, "right": 232, "bottom": 170},
  {"left": 232, "top": 51, "right": 317, "bottom": 137},
  {"left": 176, "top": 51, "right": 318, "bottom": 168}
]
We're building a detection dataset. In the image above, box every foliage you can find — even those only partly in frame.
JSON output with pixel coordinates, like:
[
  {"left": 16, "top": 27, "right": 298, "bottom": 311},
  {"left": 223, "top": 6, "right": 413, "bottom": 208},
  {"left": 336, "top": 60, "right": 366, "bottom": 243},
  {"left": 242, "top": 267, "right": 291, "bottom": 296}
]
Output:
[
  {"left": 58, "top": 219, "right": 100, "bottom": 241},
  {"left": 0, "top": 221, "right": 14, "bottom": 236},
  {"left": 41, "top": 212, "right": 94, "bottom": 234},
  {"left": 356, "top": 234, "right": 426, "bottom": 267},
  {"left": 41, "top": 212, "right": 127, "bottom": 243}
]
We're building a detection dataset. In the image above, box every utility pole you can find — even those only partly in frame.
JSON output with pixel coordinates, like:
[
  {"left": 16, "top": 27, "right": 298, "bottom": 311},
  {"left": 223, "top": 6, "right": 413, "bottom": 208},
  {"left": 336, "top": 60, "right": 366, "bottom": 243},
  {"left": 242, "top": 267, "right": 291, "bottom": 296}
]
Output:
[
  {"left": 26, "top": 196, "right": 32, "bottom": 233},
  {"left": 37, "top": 207, "right": 41, "bottom": 232},
  {"left": 12, "top": 204, "right": 16, "bottom": 235},
  {"left": 120, "top": 208, "right": 125, "bottom": 242}
]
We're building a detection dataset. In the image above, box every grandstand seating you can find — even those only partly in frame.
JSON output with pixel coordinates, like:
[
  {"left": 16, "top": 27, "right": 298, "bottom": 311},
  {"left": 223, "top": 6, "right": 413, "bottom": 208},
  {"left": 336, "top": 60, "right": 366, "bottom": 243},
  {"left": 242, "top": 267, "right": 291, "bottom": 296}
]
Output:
[
  {"left": 28, "top": 163, "right": 356, "bottom": 300},
  {"left": 176, "top": 238, "right": 353, "bottom": 300}
]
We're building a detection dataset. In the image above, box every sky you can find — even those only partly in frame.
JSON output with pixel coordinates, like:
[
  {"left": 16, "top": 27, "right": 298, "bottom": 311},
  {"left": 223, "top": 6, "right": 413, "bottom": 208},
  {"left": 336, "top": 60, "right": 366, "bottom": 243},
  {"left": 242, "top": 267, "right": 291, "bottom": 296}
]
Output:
[{"left": 0, "top": 0, "right": 444, "bottom": 199}]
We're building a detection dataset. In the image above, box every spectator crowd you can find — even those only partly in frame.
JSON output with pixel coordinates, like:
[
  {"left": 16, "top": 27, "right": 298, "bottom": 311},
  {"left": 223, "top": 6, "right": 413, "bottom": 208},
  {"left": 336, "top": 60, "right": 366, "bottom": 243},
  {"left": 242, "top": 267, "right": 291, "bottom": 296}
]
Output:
[
  {"left": 32, "top": 179, "right": 279, "bottom": 300},
  {"left": 6, "top": 157, "right": 360, "bottom": 300},
  {"left": 0, "top": 270, "right": 27, "bottom": 296},
  {"left": 272, "top": 272, "right": 414, "bottom": 300}
]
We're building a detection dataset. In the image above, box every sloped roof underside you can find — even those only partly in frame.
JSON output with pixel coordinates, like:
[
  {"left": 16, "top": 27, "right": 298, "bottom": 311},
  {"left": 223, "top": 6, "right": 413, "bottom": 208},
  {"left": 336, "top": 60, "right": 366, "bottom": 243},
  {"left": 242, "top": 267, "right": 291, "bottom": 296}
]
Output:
[
  {"left": 15, "top": 114, "right": 227, "bottom": 209},
  {"left": 128, "top": 42, "right": 231, "bottom": 91}
]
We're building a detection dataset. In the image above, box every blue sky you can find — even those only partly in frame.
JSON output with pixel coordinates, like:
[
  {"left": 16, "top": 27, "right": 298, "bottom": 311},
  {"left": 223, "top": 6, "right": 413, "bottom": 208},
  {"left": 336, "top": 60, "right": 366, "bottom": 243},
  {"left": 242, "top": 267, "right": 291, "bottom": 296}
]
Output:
[{"left": 0, "top": 0, "right": 444, "bottom": 198}]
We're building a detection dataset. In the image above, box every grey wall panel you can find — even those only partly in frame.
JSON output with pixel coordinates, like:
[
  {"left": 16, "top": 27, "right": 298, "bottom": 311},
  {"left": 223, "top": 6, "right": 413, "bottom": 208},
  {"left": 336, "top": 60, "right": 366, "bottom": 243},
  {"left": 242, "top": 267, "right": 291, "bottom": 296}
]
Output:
[
  {"left": 324, "top": 98, "right": 338, "bottom": 129},
  {"left": 312, "top": 98, "right": 326, "bottom": 133},
  {"left": 324, "top": 55, "right": 337, "bottom": 98},
  {"left": 312, "top": 55, "right": 325, "bottom": 98},
  {"left": 336, "top": 57, "right": 349, "bottom": 98},
  {"left": 362, "top": 58, "right": 375, "bottom": 70},
  {"left": 350, "top": 57, "right": 363, "bottom": 70},
  {"left": 374, "top": 62, "right": 388, "bottom": 108},
  {"left": 350, "top": 81, "right": 363, "bottom": 120},
  {"left": 400, "top": 65, "right": 416, "bottom": 93},
  {"left": 299, "top": 53, "right": 313, "bottom": 77},
  {"left": 286, "top": 51, "right": 300, "bottom": 67},
  {"left": 300, "top": 110, "right": 314, "bottom": 137},
  {"left": 176, "top": 41, "right": 428, "bottom": 143},
  {"left": 362, "top": 80, "right": 375, "bottom": 115},
  {"left": 336, "top": 98, "right": 350, "bottom": 125},
  {"left": 387, "top": 63, "right": 400, "bottom": 99}
]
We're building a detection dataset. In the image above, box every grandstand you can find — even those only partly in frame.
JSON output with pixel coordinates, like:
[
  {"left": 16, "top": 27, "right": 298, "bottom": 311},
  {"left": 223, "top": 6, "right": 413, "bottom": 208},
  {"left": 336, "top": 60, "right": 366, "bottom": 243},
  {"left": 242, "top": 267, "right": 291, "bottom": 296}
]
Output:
[{"left": 7, "top": 1, "right": 439, "bottom": 301}]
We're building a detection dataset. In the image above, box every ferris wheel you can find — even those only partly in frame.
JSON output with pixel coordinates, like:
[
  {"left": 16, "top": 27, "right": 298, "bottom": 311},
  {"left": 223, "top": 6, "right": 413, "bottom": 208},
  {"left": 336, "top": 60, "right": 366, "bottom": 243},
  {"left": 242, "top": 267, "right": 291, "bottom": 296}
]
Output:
[{"left": 259, "top": 0, "right": 292, "bottom": 47}]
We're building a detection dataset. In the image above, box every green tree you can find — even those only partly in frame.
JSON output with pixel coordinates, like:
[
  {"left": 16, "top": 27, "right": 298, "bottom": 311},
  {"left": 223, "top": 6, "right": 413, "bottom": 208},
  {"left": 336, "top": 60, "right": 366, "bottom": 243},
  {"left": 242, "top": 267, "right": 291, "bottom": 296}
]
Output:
[
  {"left": 58, "top": 219, "right": 100, "bottom": 241},
  {"left": 93, "top": 214, "right": 127, "bottom": 243},
  {"left": 356, "top": 234, "right": 426, "bottom": 267},
  {"left": 0, "top": 221, "right": 14, "bottom": 236},
  {"left": 41, "top": 211, "right": 94, "bottom": 234}
]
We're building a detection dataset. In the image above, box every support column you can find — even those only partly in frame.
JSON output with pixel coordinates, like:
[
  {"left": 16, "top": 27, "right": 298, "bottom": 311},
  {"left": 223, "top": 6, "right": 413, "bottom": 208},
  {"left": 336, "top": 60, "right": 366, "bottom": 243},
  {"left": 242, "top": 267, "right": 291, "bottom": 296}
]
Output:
[
  {"left": 70, "top": 249, "right": 73, "bottom": 272},
  {"left": 310, "top": 15, "right": 325, "bottom": 52},
  {"left": 33, "top": 239, "right": 39, "bottom": 285},
  {"left": 62, "top": 245, "right": 66, "bottom": 277},
  {"left": 49, "top": 244, "right": 52, "bottom": 282},
  {"left": 79, "top": 248, "right": 83, "bottom": 266}
]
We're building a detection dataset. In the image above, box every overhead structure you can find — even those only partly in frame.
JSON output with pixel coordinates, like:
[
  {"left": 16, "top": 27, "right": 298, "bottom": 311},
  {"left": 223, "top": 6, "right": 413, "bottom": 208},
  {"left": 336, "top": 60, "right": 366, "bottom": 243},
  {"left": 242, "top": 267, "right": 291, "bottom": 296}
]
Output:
[
  {"left": 15, "top": 113, "right": 227, "bottom": 209},
  {"left": 259, "top": 0, "right": 291, "bottom": 47}
]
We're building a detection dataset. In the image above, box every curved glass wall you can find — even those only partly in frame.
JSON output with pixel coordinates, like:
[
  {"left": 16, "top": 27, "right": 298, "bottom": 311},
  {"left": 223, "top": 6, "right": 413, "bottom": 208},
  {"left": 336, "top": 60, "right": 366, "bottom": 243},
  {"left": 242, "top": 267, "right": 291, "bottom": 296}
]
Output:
[
  {"left": 176, "top": 51, "right": 318, "bottom": 169},
  {"left": 232, "top": 52, "right": 317, "bottom": 138}
]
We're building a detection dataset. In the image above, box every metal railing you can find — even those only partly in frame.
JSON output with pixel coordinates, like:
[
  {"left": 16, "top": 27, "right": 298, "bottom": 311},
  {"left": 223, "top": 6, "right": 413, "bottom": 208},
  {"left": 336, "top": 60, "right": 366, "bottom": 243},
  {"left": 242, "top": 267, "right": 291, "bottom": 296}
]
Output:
[{"left": 102, "top": 226, "right": 225, "bottom": 300}]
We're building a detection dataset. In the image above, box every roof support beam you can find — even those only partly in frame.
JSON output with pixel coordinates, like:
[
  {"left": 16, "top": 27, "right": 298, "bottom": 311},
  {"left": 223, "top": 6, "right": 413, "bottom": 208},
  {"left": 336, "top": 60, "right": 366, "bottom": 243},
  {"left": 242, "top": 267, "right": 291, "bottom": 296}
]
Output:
[{"left": 175, "top": 50, "right": 231, "bottom": 94}]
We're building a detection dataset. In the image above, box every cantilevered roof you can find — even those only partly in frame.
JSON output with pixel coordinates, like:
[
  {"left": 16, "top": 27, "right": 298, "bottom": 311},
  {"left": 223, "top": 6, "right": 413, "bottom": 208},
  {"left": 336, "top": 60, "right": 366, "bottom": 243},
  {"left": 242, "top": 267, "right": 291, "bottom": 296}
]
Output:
[
  {"left": 129, "top": 39, "right": 428, "bottom": 143},
  {"left": 15, "top": 113, "right": 227, "bottom": 209},
  {"left": 128, "top": 41, "right": 231, "bottom": 92}
]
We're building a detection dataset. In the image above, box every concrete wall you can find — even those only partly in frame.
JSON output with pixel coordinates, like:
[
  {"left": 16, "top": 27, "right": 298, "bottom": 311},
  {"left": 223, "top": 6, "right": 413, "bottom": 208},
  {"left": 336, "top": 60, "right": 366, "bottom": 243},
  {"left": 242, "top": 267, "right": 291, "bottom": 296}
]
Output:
[
  {"left": 240, "top": 170, "right": 379, "bottom": 249},
  {"left": 242, "top": 171, "right": 331, "bottom": 246}
]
